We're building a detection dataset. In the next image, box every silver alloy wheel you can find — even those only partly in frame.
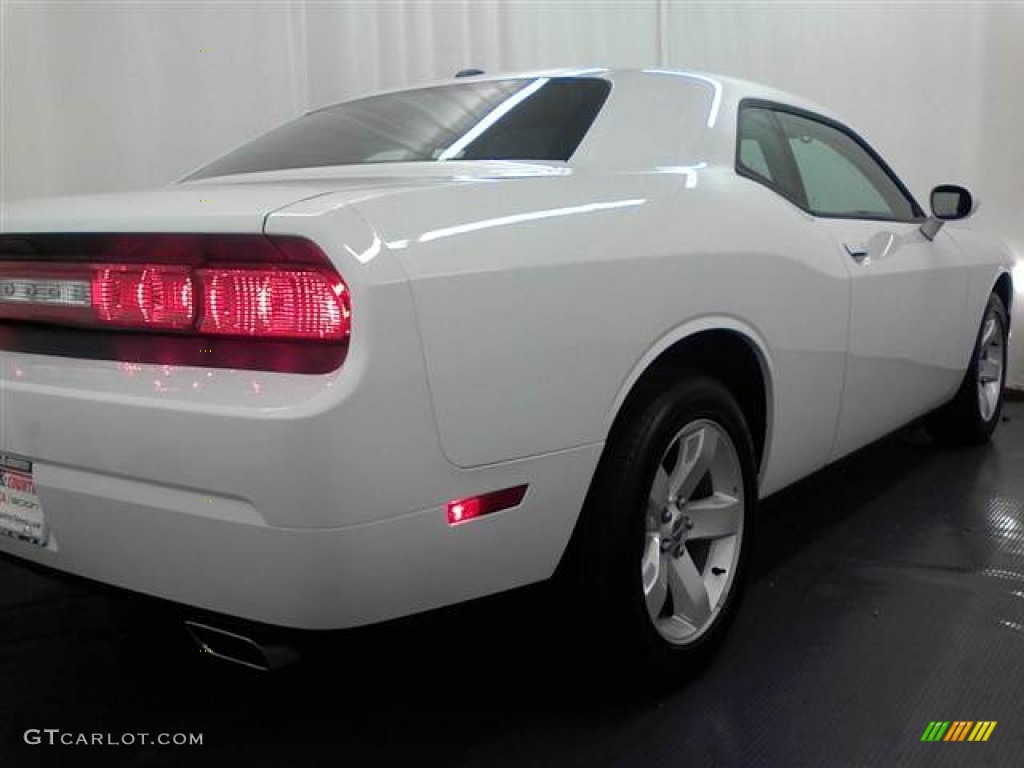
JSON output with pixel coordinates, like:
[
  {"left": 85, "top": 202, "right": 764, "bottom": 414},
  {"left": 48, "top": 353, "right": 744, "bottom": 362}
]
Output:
[
  {"left": 977, "top": 309, "right": 1005, "bottom": 422},
  {"left": 641, "top": 419, "right": 744, "bottom": 645}
]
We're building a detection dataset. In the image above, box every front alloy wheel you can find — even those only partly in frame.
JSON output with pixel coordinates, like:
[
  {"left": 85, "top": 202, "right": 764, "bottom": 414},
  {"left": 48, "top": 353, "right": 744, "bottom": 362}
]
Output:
[
  {"left": 928, "top": 291, "right": 1009, "bottom": 445},
  {"left": 976, "top": 308, "right": 1005, "bottom": 423}
]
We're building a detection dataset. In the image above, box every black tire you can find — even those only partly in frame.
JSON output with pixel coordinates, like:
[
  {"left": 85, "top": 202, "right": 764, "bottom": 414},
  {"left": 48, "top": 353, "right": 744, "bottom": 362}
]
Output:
[
  {"left": 928, "top": 292, "right": 1009, "bottom": 445},
  {"left": 562, "top": 373, "right": 757, "bottom": 686}
]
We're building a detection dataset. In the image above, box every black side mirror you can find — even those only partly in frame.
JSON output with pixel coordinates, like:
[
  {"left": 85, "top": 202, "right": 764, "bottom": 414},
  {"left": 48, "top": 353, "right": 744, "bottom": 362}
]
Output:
[{"left": 931, "top": 184, "right": 974, "bottom": 220}]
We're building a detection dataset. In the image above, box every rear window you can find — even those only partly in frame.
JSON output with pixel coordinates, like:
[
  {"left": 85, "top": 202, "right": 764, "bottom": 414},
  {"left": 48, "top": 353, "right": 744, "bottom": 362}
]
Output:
[{"left": 188, "top": 77, "right": 611, "bottom": 180}]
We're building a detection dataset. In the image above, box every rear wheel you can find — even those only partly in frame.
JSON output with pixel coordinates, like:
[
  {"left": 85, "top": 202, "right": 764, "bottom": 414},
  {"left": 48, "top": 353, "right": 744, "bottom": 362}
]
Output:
[
  {"left": 928, "top": 293, "right": 1008, "bottom": 445},
  {"left": 565, "top": 374, "right": 757, "bottom": 684}
]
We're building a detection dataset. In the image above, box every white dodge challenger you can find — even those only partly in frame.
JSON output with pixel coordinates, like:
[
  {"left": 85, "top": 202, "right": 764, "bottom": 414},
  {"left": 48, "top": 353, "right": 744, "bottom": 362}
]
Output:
[{"left": 0, "top": 69, "right": 1013, "bottom": 676}]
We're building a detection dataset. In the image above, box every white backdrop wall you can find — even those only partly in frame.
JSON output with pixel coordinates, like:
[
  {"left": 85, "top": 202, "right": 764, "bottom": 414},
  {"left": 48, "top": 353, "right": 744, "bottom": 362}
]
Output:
[{"left": 2, "top": 0, "right": 1023, "bottom": 385}]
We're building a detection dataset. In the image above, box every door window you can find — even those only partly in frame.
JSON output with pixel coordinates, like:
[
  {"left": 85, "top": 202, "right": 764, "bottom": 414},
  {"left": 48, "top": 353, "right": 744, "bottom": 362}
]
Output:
[{"left": 737, "top": 103, "right": 921, "bottom": 222}]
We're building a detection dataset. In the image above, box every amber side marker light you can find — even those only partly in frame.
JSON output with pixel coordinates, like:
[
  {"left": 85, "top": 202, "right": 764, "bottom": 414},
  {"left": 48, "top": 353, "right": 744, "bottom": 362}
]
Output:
[{"left": 446, "top": 485, "right": 528, "bottom": 526}]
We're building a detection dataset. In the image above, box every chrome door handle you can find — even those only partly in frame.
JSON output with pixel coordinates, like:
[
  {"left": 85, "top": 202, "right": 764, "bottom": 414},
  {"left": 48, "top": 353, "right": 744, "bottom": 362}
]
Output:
[{"left": 844, "top": 243, "right": 869, "bottom": 263}]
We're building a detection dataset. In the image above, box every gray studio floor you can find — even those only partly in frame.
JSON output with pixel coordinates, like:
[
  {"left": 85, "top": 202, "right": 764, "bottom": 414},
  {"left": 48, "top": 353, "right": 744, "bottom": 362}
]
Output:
[{"left": 1, "top": 403, "right": 1022, "bottom": 767}]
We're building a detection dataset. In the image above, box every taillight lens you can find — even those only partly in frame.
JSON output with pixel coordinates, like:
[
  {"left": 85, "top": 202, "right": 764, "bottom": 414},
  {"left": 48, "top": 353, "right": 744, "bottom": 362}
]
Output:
[
  {"left": 197, "top": 268, "right": 349, "bottom": 339},
  {"left": 0, "top": 234, "right": 351, "bottom": 373},
  {"left": 93, "top": 265, "right": 195, "bottom": 329}
]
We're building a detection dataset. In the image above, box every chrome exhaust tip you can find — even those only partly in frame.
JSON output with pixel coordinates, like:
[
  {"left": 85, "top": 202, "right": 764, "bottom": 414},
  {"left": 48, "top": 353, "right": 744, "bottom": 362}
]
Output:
[{"left": 185, "top": 620, "right": 299, "bottom": 672}]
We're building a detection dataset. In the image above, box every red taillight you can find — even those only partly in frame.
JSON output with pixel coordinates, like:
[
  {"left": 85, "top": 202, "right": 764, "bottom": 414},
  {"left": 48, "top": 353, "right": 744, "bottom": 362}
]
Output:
[
  {"left": 92, "top": 265, "right": 195, "bottom": 329},
  {"left": 0, "top": 234, "right": 351, "bottom": 373},
  {"left": 446, "top": 485, "right": 528, "bottom": 526},
  {"left": 197, "top": 268, "right": 350, "bottom": 339}
]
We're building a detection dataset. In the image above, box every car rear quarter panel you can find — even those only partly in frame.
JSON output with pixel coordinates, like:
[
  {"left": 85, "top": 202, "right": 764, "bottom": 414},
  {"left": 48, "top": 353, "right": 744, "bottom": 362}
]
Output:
[{"left": 358, "top": 168, "right": 851, "bottom": 496}]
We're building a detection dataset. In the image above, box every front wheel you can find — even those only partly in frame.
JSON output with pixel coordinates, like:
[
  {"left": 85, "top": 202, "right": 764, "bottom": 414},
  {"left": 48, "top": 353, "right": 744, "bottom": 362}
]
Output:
[
  {"left": 928, "top": 292, "right": 1009, "bottom": 445},
  {"left": 565, "top": 374, "right": 757, "bottom": 684}
]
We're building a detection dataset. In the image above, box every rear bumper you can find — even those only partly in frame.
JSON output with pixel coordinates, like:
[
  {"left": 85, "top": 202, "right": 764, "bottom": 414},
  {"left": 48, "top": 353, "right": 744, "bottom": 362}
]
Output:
[
  {"left": 0, "top": 440, "right": 599, "bottom": 629},
  {"left": 0, "top": 336, "right": 600, "bottom": 628}
]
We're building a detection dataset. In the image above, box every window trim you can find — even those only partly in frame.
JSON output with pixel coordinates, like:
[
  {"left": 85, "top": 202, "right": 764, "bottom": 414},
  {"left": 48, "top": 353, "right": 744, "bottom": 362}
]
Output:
[{"left": 734, "top": 98, "right": 925, "bottom": 223}]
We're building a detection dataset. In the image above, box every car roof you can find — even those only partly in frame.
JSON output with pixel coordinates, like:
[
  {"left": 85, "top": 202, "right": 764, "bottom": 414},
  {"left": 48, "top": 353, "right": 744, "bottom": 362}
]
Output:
[
  {"left": 333, "top": 67, "right": 841, "bottom": 122},
  {"left": 306, "top": 68, "right": 848, "bottom": 171},
  {"left": 352, "top": 67, "right": 843, "bottom": 123}
]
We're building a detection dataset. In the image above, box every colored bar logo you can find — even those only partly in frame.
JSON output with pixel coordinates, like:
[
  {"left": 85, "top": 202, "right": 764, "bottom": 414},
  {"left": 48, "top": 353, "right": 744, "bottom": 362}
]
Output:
[{"left": 921, "top": 721, "right": 997, "bottom": 742}]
